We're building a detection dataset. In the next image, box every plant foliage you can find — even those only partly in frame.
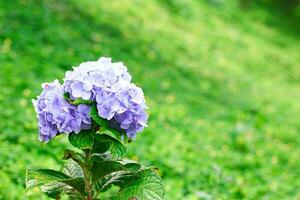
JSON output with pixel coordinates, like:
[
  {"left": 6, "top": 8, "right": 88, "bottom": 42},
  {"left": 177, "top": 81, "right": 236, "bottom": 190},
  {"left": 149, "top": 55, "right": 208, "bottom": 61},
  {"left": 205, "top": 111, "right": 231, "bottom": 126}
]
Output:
[{"left": 26, "top": 101, "right": 164, "bottom": 199}]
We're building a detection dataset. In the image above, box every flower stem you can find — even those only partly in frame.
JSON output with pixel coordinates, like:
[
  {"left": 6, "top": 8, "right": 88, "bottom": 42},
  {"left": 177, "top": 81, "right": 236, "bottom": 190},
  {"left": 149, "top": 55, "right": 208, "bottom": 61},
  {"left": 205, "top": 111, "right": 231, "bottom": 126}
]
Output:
[{"left": 83, "top": 149, "right": 93, "bottom": 200}]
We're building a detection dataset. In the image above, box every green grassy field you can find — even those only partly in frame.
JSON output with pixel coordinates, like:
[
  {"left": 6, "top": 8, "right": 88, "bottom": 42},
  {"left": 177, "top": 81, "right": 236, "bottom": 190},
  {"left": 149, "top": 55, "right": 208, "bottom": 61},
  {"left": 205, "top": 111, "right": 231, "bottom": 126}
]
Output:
[{"left": 1, "top": 0, "right": 300, "bottom": 199}]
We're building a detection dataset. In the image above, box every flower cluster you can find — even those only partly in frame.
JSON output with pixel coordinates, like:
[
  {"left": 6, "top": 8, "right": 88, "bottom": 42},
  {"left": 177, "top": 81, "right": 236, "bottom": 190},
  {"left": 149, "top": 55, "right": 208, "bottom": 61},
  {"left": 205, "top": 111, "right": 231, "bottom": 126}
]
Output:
[
  {"left": 64, "top": 57, "right": 132, "bottom": 100},
  {"left": 96, "top": 82, "right": 148, "bottom": 138},
  {"left": 32, "top": 80, "right": 91, "bottom": 142},
  {"left": 63, "top": 57, "right": 148, "bottom": 139},
  {"left": 33, "top": 57, "right": 148, "bottom": 142}
]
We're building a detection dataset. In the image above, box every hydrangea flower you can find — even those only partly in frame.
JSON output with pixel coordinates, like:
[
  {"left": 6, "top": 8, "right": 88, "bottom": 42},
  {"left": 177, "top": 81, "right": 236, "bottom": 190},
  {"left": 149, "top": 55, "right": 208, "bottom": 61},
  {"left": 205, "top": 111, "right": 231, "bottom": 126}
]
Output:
[
  {"left": 32, "top": 80, "right": 91, "bottom": 142},
  {"left": 97, "top": 82, "right": 148, "bottom": 139},
  {"left": 63, "top": 57, "right": 131, "bottom": 100},
  {"left": 63, "top": 57, "right": 148, "bottom": 139},
  {"left": 112, "top": 83, "right": 148, "bottom": 138}
]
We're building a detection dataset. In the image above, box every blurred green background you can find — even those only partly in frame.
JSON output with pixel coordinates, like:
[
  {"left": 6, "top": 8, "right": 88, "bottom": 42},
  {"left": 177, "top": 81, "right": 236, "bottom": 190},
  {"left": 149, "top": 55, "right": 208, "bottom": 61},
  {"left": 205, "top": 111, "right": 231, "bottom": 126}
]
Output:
[{"left": 1, "top": 0, "right": 300, "bottom": 199}]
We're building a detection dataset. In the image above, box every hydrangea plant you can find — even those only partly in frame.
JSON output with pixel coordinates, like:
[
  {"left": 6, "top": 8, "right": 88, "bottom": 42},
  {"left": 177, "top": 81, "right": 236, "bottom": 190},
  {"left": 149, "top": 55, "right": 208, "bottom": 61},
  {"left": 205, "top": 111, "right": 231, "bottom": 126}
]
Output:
[{"left": 26, "top": 57, "right": 164, "bottom": 200}]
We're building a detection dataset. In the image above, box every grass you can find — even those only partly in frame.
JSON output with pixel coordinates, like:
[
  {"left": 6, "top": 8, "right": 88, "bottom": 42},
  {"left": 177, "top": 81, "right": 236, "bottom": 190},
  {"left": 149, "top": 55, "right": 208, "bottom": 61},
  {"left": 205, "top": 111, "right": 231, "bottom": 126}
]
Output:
[{"left": 1, "top": 0, "right": 300, "bottom": 199}]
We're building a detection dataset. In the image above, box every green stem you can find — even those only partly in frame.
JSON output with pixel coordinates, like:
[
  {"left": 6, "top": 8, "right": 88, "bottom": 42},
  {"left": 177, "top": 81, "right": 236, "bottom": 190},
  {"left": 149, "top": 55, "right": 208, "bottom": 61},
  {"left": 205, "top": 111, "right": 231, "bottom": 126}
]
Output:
[{"left": 83, "top": 149, "right": 93, "bottom": 200}]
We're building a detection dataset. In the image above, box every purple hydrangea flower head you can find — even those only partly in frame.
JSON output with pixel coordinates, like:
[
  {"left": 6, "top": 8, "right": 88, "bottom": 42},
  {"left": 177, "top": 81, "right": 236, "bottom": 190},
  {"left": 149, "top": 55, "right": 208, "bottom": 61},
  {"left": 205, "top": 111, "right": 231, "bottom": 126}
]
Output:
[
  {"left": 63, "top": 57, "right": 132, "bottom": 100},
  {"left": 63, "top": 57, "right": 148, "bottom": 139},
  {"left": 112, "top": 83, "right": 148, "bottom": 139},
  {"left": 32, "top": 80, "right": 91, "bottom": 142},
  {"left": 95, "top": 82, "right": 148, "bottom": 139}
]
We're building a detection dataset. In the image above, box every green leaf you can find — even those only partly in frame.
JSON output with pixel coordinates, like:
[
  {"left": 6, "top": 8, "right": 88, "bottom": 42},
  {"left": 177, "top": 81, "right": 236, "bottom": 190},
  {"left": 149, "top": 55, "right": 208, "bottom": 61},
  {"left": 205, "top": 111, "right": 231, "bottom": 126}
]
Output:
[
  {"left": 114, "top": 169, "right": 164, "bottom": 200},
  {"left": 91, "top": 160, "right": 125, "bottom": 183},
  {"left": 62, "top": 177, "right": 86, "bottom": 195},
  {"left": 64, "top": 92, "right": 71, "bottom": 100},
  {"left": 62, "top": 150, "right": 86, "bottom": 171},
  {"left": 95, "top": 132, "right": 126, "bottom": 157},
  {"left": 41, "top": 182, "right": 65, "bottom": 199},
  {"left": 44, "top": 179, "right": 83, "bottom": 200},
  {"left": 90, "top": 104, "right": 128, "bottom": 143},
  {"left": 116, "top": 159, "right": 142, "bottom": 173},
  {"left": 90, "top": 104, "right": 109, "bottom": 129},
  {"left": 61, "top": 163, "right": 85, "bottom": 199},
  {"left": 94, "top": 160, "right": 141, "bottom": 192},
  {"left": 63, "top": 92, "right": 93, "bottom": 105},
  {"left": 26, "top": 169, "right": 86, "bottom": 196},
  {"left": 123, "top": 163, "right": 142, "bottom": 173},
  {"left": 97, "top": 171, "right": 132, "bottom": 192},
  {"left": 62, "top": 160, "right": 83, "bottom": 178},
  {"left": 68, "top": 130, "right": 94, "bottom": 149},
  {"left": 71, "top": 98, "right": 94, "bottom": 105},
  {"left": 92, "top": 142, "right": 111, "bottom": 155},
  {"left": 41, "top": 182, "right": 83, "bottom": 199},
  {"left": 26, "top": 169, "right": 69, "bottom": 189},
  {"left": 66, "top": 189, "right": 83, "bottom": 200},
  {"left": 92, "top": 137, "right": 112, "bottom": 155}
]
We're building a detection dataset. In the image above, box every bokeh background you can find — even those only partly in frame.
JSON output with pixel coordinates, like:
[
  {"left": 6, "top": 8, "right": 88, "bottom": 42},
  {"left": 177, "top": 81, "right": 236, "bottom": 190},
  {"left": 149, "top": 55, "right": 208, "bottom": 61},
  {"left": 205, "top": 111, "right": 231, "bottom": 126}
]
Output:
[{"left": 1, "top": 0, "right": 300, "bottom": 199}]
